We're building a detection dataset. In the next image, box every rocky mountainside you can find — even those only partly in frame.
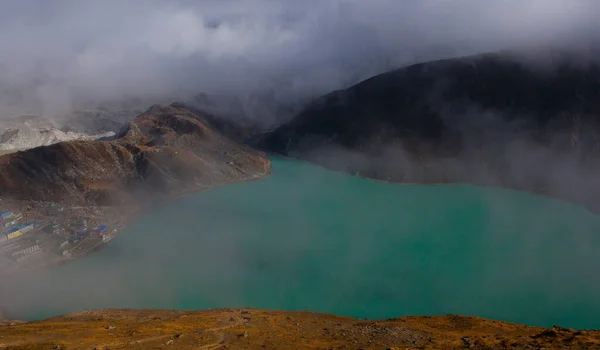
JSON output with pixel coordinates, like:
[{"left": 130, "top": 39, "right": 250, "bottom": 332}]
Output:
[
  {"left": 0, "top": 105, "right": 270, "bottom": 206},
  {"left": 0, "top": 115, "right": 114, "bottom": 151},
  {"left": 253, "top": 48, "right": 600, "bottom": 211},
  {"left": 1, "top": 309, "right": 599, "bottom": 349}
]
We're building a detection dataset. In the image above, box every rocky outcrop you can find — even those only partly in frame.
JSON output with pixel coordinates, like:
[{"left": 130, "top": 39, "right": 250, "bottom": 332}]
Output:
[
  {"left": 253, "top": 49, "right": 600, "bottom": 211},
  {"left": 0, "top": 105, "right": 270, "bottom": 206},
  {"left": 0, "top": 309, "right": 599, "bottom": 349}
]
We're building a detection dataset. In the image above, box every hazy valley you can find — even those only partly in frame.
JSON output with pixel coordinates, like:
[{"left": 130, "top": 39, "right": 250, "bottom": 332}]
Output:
[{"left": 2, "top": 1, "right": 600, "bottom": 348}]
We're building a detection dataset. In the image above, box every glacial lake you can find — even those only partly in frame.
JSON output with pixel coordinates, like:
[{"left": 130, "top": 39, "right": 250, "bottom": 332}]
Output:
[{"left": 3, "top": 157, "right": 600, "bottom": 329}]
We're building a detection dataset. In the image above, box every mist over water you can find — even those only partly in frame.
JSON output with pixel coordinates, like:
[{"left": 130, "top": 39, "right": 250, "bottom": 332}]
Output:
[{"left": 2, "top": 158, "right": 600, "bottom": 328}]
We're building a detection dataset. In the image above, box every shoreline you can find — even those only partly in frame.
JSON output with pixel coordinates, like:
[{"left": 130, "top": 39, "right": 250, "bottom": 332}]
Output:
[
  {"left": 146, "top": 156, "right": 272, "bottom": 211},
  {"left": 272, "top": 153, "right": 600, "bottom": 215},
  {"left": 2, "top": 156, "right": 273, "bottom": 274},
  {"left": 4, "top": 151, "right": 596, "bottom": 276}
]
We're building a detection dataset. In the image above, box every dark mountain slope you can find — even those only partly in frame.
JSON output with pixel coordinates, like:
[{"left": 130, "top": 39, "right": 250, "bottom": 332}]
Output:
[
  {"left": 0, "top": 105, "right": 270, "bottom": 206},
  {"left": 257, "top": 50, "right": 600, "bottom": 153},
  {"left": 254, "top": 50, "right": 600, "bottom": 211}
]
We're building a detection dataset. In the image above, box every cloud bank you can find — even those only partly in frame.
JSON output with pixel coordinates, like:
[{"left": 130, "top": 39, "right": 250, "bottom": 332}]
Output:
[{"left": 0, "top": 0, "right": 599, "bottom": 120}]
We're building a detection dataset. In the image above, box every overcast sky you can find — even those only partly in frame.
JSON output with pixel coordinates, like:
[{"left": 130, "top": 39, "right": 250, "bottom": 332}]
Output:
[{"left": 1, "top": 0, "right": 599, "bottom": 118}]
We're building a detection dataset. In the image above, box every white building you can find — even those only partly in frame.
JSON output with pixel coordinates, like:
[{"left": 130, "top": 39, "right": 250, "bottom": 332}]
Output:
[{"left": 12, "top": 244, "right": 40, "bottom": 257}]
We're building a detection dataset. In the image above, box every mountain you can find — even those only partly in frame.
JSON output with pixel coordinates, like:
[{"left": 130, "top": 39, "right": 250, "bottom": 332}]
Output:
[
  {"left": 253, "top": 49, "right": 600, "bottom": 211},
  {"left": 1, "top": 309, "right": 599, "bottom": 349},
  {"left": 0, "top": 104, "right": 270, "bottom": 206},
  {"left": 0, "top": 115, "right": 114, "bottom": 152},
  {"left": 170, "top": 101, "right": 261, "bottom": 144},
  {"left": 56, "top": 96, "right": 180, "bottom": 134}
]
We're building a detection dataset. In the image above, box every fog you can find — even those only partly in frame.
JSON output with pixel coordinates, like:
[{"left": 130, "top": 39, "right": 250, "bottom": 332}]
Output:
[
  {"left": 1, "top": 0, "right": 600, "bottom": 124},
  {"left": 2, "top": 157, "right": 600, "bottom": 329},
  {"left": 2, "top": 0, "right": 600, "bottom": 329}
]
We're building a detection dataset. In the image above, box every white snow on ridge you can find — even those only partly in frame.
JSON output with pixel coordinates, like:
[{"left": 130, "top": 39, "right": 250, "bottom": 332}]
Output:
[{"left": 0, "top": 116, "right": 115, "bottom": 151}]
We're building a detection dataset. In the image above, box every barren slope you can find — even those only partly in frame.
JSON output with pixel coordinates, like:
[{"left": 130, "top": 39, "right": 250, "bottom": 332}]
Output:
[{"left": 0, "top": 104, "right": 270, "bottom": 206}]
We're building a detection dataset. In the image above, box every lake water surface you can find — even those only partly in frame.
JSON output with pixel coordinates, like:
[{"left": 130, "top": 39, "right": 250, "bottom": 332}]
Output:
[{"left": 3, "top": 158, "right": 600, "bottom": 328}]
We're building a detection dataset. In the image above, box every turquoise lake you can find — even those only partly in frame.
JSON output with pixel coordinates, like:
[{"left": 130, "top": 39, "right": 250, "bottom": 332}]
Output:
[{"left": 3, "top": 158, "right": 600, "bottom": 328}]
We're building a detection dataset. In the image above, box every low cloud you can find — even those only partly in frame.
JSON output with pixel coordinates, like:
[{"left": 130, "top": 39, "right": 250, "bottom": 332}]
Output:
[{"left": 0, "top": 0, "right": 599, "bottom": 121}]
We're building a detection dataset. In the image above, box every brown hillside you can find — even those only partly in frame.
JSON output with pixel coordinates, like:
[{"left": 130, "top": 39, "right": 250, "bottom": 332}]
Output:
[
  {"left": 0, "top": 105, "right": 270, "bottom": 206},
  {"left": 1, "top": 309, "right": 600, "bottom": 349}
]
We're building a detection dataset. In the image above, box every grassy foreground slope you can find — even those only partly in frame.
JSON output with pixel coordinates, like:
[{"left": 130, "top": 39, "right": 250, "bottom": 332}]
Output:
[{"left": 1, "top": 309, "right": 599, "bottom": 349}]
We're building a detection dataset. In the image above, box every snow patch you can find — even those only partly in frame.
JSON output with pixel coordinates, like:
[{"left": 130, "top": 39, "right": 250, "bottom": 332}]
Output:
[{"left": 0, "top": 117, "right": 115, "bottom": 151}]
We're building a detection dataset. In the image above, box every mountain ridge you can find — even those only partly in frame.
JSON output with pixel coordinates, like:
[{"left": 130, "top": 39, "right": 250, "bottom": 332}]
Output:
[
  {"left": 253, "top": 49, "right": 600, "bottom": 212},
  {"left": 0, "top": 104, "right": 270, "bottom": 206},
  {"left": 0, "top": 115, "right": 115, "bottom": 152}
]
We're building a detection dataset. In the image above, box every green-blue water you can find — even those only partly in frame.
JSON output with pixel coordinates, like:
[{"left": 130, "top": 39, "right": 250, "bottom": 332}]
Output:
[{"left": 3, "top": 158, "right": 600, "bottom": 328}]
